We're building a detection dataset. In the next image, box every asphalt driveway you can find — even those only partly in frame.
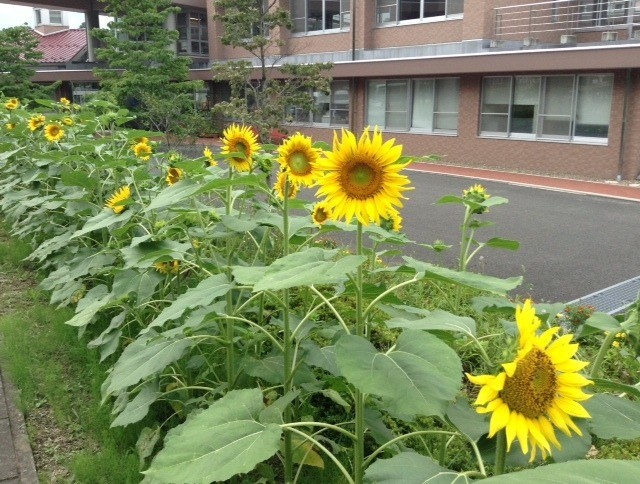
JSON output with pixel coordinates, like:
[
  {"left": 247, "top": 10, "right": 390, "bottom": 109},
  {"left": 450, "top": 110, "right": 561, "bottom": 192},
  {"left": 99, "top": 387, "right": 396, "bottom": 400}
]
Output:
[{"left": 398, "top": 171, "right": 640, "bottom": 304}]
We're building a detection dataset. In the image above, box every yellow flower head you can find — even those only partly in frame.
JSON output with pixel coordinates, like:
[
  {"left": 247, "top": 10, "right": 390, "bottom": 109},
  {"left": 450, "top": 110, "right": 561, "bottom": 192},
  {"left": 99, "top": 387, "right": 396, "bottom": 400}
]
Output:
[
  {"left": 203, "top": 146, "right": 217, "bottom": 166},
  {"left": 463, "top": 184, "right": 491, "bottom": 214},
  {"left": 59, "top": 97, "right": 71, "bottom": 107},
  {"left": 44, "top": 124, "right": 65, "bottom": 143},
  {"left": 277, "top": 132, "right": 321, "bottom": 187},
  {"left": 4, "top": 98, "right": 20, "bottom": 110},
  {"left": 466, "top": 299, "right": 593, "bottom": 462},
  {"left": 28, "top": 114, "right": 46, "bottom": 131},
  {"left": 166, "top": 167, "right": 183, "bottom": 186},
  {"left": 105, "top": 186, "right": 131, "bottom": 214},
  {"left": 312, "top": 201, "right": 332, "bottom": 226},
  {"left": 315, "top": 127, "right": 412, "bottom": 226},
  {"left": 274, "top": 171, "right": 299, "bottom": 200},
  {"left": 380, "top": 209, "right": 403, "bottom": 232},
  {"left": 154, "top": 260, "right": 180, "bottom": 275},
  {"left": 221, "top": 124, "right": 260, "bottom": 172},
  {"left": 5, "top": 123, "right": 16, "bottom": 130},
  {"left": 62, "top": 117, "right": 74, "bottom": 126},
  {"left": 612, "top": 341, "right": 620, "bottom": 348},
  {"left": 133, "top": 141, "right": 153, "bottom": 161}
]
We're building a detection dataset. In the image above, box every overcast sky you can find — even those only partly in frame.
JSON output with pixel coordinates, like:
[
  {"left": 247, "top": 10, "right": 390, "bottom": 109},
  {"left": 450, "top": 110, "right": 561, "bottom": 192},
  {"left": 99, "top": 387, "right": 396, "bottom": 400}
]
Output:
[{"left": 0, "top": 4, "right": 86, "bottom": 29}]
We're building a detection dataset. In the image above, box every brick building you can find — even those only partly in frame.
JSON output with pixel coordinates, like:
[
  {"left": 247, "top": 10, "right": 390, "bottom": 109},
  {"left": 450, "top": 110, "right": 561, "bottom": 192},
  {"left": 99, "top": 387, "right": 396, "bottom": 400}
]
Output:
[{"left": 13, "top": 0, "right": 640, "bottom": 179}]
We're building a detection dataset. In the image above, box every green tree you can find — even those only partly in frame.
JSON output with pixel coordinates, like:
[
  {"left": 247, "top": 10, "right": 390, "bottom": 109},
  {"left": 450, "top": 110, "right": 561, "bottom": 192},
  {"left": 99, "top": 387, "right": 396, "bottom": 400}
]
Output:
[
  {"left": 0, "top": 25, "right": 49, "bottom": 99},
  {"left": 92, "top": 0, "right": 203, "bottom": 140},
  {"left": 212, "top": 0, "right": 332, "bottom": 142}
]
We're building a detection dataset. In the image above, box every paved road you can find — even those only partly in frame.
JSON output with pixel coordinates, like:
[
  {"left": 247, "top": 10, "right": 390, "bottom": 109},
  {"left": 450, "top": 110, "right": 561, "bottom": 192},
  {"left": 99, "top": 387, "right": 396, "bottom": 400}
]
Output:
[{"left": 398, "top": 171, "right": 640, "bottom": 303}]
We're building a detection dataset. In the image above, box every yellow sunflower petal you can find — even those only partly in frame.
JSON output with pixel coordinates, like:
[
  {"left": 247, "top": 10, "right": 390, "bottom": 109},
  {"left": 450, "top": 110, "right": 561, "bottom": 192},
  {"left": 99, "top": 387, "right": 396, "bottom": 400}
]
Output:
[
  {"left": 555, "top": 397, "right": 591, "bottom": 419},
  {"left": 488, "top": 402, "right": 510, "bottom": 437},
  {"left": 515, "top": 412, "right": 529, "bottom": 455}
]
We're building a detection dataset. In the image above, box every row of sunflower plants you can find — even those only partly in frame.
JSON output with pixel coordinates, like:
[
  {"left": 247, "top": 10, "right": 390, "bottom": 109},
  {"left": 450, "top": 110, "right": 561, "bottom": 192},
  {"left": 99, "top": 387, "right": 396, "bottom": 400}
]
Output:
[{"left": 2, "top": 96, "right": 640, "bottom": 483}]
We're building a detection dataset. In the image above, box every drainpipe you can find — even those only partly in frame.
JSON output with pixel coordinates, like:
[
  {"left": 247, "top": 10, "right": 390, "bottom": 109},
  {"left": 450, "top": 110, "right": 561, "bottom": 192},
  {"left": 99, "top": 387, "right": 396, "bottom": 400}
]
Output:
[{"left": 617, "top": 68, "right": 632, "bottom": 182}]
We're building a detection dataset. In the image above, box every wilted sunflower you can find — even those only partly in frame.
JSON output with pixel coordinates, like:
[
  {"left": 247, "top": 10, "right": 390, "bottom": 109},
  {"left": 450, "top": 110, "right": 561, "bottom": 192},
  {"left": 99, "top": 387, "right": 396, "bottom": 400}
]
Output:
[
  {"left": 466, "top": 299, "right": 592, "bottom": 461},
  {"left": 62, "top": 117, "right": 74, "bottom": 126},
  {"left": 133, "top": 141, "right": 153, "bottom": 161},
  {"left": 155, "top": 260, "right": 180, "bottom": 275},
  {"left": 315, "top": 127, "right": 412, "bottom": 226},
  {"left": 312, "top": 202, "right": 332, "bottom": 226},
  {"left": 273, "top": 171, "right": 299, "bottom": 200},
  {"left": 166, "top": 167, "right": 183, "bottom": 186},
  {"left": 44, "top": 124, "right": 65, "bottom": 143},
  {"left": 4, "top": 98, "right": 19, "bottom": 110},
  {"left": 28, "top": 114, "right": 46, "bottom": 131},
  {"left": 277, "top": 132, "right": 321, "bottom": 186},
  {"left": 105, "top": 186, "right": 131, "bottom": 214},
  {"left": 221, "top": 124, "right": 259, "bottom": 172},
  {"left": 5, "top": 123, "right": 15, "bottom": 130},
  {"left": 203, "top": 146, "right": 217, "bottom": 166}
]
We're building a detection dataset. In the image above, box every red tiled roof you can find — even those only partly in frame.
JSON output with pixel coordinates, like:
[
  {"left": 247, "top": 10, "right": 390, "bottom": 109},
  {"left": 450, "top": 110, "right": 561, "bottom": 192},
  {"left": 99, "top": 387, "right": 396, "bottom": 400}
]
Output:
[{"left": 35, "top": 29, "right": 87, "bottom": 63}]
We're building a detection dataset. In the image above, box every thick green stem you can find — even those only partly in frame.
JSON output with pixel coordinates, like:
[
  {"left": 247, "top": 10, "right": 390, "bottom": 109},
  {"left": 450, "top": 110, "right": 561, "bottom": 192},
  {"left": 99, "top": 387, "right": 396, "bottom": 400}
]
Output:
[
  {"left": 225, "top": 169, "right": 235, "bottom": 390},
  {"left": 282, "top": 178, "right": 293, "bottom": 484},
  {"left": 590, "top": 330, "right": 619, "bottom": 378},
  {"left": 494, "top": 429, "right": 507, "bottom": 476},
  {"left": 354, "top": 222, "right": 365, "bottom": 484}
]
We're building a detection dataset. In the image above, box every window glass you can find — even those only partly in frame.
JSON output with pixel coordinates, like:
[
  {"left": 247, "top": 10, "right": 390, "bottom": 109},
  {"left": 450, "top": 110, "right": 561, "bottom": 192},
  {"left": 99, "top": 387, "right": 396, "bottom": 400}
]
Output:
[
  {"left": 423, "top": 1, "right": 446, "bottom": 19},
  {"left": 291, "top": 0, "right": 306, "bottom": 33},
  {"left": 292, "top": 1, "right": 350, "bottom": 33},
  {"left": 50, "top": 10, "right": 63, "bottom": 24},
  {"left": 511, "top": 76, "right": 540, "bottom": 135},
  {"left": 400, "top": 0, "right": 422, "bottom": 21},
  {"left": 412, "top": 79, "right": 434, "bottom": 130},
  {"left": 331, "top": 80, "right": 350, "bottom": 126},
  {"left": 367, "top": 81, "right": 387, "bottom": 128},
  {"left": 447, "top": 0, "right": 464, "bottom": 15},
  {"left": 313, "top": 90, "right": 331, "bottom": 123},
  {"left": 574, "top": 74, "right": 613, "bottom": 138},
  {"left": 385, "top": 80, "right": 409, "bottom": 129},
  {"left": 480, "top": 77, "right": 511, "bottom": 134},
  {"left": 539, "top": 76, "right": 574, "bottom": 139},
  {"left": 434, "top": 78, "right": 459, "bottom": 131},
  {"left": 377, "top": 0, "right": 398, "bottom": 23}
]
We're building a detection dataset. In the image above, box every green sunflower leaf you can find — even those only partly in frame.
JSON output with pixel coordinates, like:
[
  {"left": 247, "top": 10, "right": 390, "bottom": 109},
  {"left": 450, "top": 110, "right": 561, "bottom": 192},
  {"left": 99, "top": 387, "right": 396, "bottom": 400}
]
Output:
[
  {"left": 144, "top": 389, "right": 281, "bottom": 483},
  {"left": 336, "top": 330, "right": 462, "bottom": 419},
  {"left": 585, "top": 393, "right": 640, "bottom": 439},
  {"left": 364, "top": 452, "right": 454, "bottom": 483},
  {"left": 483, "top": 459, "right": 640, "bottom": 483}
]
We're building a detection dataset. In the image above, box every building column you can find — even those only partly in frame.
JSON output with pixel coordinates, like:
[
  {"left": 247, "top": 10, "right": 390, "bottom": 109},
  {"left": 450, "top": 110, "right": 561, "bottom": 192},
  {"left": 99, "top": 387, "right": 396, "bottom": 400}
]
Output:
[{"left": 84, "top": 7, "right": 100, "bottom": 62}]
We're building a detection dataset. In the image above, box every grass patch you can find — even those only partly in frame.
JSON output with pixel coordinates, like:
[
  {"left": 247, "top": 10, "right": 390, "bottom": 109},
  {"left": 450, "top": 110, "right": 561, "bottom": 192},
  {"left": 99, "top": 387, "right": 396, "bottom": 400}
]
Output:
[{"left": 0, "top": 228, "right": 141, "bottom": 482}]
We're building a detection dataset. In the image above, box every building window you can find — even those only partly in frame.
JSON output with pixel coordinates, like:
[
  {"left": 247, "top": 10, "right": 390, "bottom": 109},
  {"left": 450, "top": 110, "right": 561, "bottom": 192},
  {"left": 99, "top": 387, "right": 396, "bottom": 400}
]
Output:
[
  {"left": 376, "top": 0, "right": 463, "bottom": 24},
  {"left": 292, "top": 0, "right": 350, "bottom": 34},
  {"left": 287, "top": 81, "right": 350, "bottom": 126},
  {"left": 366, "top": 78, "right": 459, "bottom": 133},
  {"left": 35, "top": 9, "right": 42, "bottom": 25},
  {"left": 177, "top": 10, "right": 208, "bottom": 56},
  {"left": 480, "top": 74, "right": 613, "bottom": 142},
  {"left": 72, "top": 82, "right": 100, "bottom": 104},
  {"left": 49, "top": 10, "right": 63, "bottom": 24}
]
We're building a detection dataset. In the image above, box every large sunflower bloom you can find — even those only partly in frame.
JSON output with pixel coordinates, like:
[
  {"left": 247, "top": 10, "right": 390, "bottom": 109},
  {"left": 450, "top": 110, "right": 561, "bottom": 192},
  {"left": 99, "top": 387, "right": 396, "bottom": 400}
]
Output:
[
  {"left": 28, "top": 114, "right": 46, "bottom": 131},
  {"left": 105, "top": 186, "right": 131, "bottom": 214},
  {"left": 4, "top": 98, "right": 19, "bottom": 110},
  {"left": 277, "top": 132, "right": 321, "bottom": 186},
  {"left": 466, "top": 299, "right": 593, "bottom": 461},
  {"left": 221, "top": 124, "right": 259, "bottom": 172},
  {"left": 315, "top": 127, "right": 412, "bottom": 226},
  {"left": 44, "top": 124, "right": 65, "bottom": 143},
  {"left": 133, "top": 141, "right": 153, "bottom": 161}
]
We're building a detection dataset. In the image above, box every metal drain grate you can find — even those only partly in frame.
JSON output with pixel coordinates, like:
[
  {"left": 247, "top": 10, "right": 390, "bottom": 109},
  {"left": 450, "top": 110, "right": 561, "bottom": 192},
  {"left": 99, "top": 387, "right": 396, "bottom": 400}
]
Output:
[{"left": 567, "top": 276, "right": 640, "bottom": 315}]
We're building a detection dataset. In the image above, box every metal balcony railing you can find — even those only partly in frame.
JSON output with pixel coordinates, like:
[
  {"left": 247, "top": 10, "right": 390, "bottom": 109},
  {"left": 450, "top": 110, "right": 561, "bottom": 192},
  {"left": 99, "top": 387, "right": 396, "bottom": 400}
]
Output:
[{"left": 494, "top": 0, "right": 640, "bottom": 41}]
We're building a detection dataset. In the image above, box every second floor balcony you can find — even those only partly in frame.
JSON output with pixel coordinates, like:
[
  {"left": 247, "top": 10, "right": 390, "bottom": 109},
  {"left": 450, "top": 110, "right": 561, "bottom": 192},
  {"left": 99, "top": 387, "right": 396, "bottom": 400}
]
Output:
[{"left": 493, "top": 0, "right": 640, "bottom": 46}]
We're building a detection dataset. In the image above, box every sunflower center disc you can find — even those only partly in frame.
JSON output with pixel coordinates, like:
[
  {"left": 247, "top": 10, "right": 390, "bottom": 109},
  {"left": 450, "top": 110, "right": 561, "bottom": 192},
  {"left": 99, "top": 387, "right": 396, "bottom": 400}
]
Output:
[
  {"left": 314, "top": 208, "right": 328, "bottom": 223},
  {"left": 344, "top": 162, "right": 381, "bottom": 199},
  {"left": 289, "top": 152, "right": 311, "bottom": 175},
  {"left": 501, "top": 348, "right": 557, "bottom": 418}
]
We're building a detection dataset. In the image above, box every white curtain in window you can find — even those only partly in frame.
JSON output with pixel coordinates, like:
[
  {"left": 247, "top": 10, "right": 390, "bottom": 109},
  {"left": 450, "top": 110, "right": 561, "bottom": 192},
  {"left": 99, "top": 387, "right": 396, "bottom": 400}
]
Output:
[
  {"left": 412, "top": 79, "right": 434, "bottom": 130},
  {"left": 367, "top": 81, "right": 387, "bottom": 128}
]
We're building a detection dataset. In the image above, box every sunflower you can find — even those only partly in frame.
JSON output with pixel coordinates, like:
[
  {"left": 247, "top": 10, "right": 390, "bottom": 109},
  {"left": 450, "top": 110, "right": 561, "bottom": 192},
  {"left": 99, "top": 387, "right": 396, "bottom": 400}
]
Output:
[
  {"left": 105, "top": 186, "right": 131, "bottom": 214},
  {"left": 312, "top": 202, "right": 332, "bottom": 226},
  {"left": 4, "top": 98, "right": 19, "bottom": 110},
  {"left": 203, "top": 146, "right": 217, "bottom": 166},
  {"left": 62, "top": 117, "right": 74, "bottom": 126},
  {"left": 59, "top": 97, "right": 71, "bottom": 107},
  {"left": 28, "top": 114, "right": 46, "bottom": 131},
  {"left": 5, "top": 123, "right": 15, "bottom": 130},
  {"left": 273, "top": 171, "right": 299, "bottom": 200},
  {"left": 44, "top": 124, "right": 65, "bottom": 143},
  {"left": 221, "top": 124, "right": 260, "bottom": 172},
  {"left": 315, "top": 127, "right": 412, "bottom": 226},
  {"left": 466, "top": 299, "right": 593, "bottom": 461},
  {"left": 462, "top": 184, "right": 491, "bottom": 214},
  {"left": 380, "top": 209, "right": 402, "bottom": 232},
  {"left": 166, "top": 167, "right": 183, "bottom": 186},
  {"left": 133, "top": 141, "right": 153, "bottom": 161},
  {"left": 277, "top": 132, "right": 321, "bottom": 186},
  {"left": 154, "top": 260, "right": 180, "bottom": 275}
]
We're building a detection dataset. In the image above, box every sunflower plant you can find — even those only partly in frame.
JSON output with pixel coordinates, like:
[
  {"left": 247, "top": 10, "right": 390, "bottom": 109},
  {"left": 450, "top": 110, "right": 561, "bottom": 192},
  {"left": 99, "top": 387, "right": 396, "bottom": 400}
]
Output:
[{"left": 2, "top": 99, "right": 640, "bottom": 484}]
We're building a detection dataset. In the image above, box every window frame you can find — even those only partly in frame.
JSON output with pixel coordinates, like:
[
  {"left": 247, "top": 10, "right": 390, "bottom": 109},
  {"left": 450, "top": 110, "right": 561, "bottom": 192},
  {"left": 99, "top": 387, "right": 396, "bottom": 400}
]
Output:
[
  {"left": 376, "top": 0, "right": 463, "bottom": 26},
  {"left": 479, "top": 74, "right": 613, "bottom": 144},
  {"left": 291, "top": 0, "right": 351, "bottom": 35},
  {"left": 176, "top": 9, "right": 209, "bottom": 57},
  {"left": 366, "top": 77, "right": 460, "bottom": 134},
  {"left": 286, "top": 80, "right": 351, "bottom": 127}
]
